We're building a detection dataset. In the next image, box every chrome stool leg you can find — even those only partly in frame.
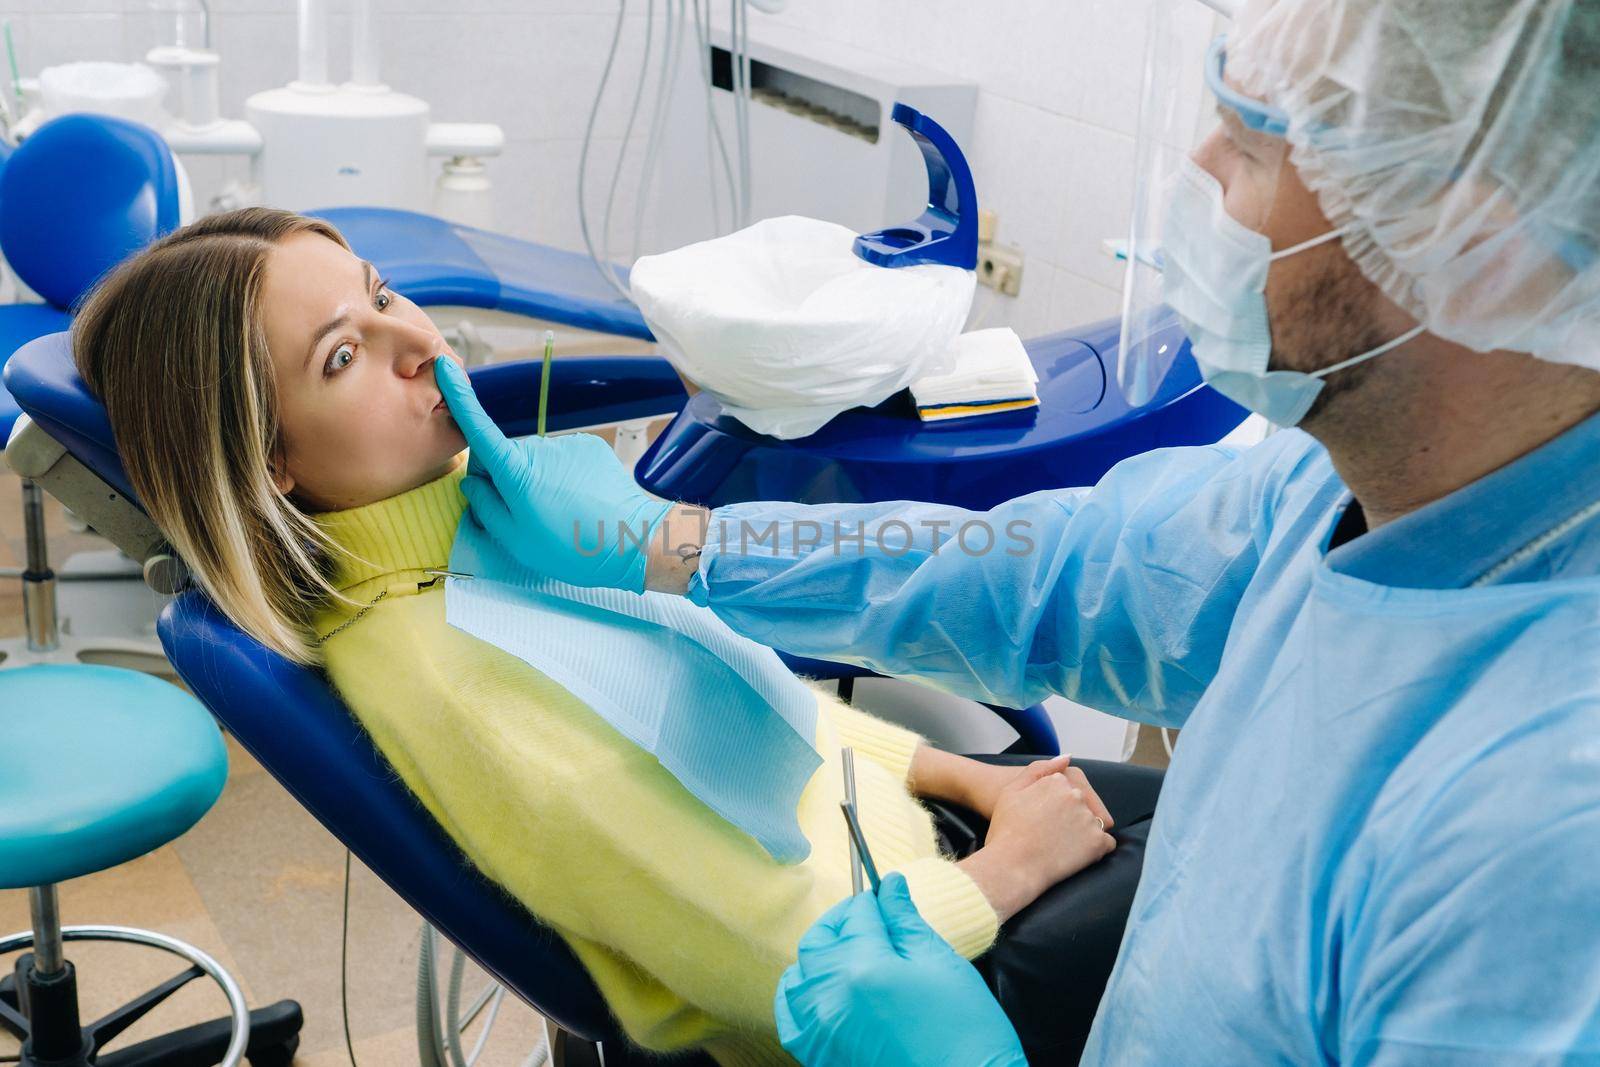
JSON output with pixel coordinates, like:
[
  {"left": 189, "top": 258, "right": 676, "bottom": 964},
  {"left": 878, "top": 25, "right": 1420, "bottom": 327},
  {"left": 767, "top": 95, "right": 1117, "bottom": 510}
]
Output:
[{"left": 1, "top": 891, "right": 301, "bottom": 1067}]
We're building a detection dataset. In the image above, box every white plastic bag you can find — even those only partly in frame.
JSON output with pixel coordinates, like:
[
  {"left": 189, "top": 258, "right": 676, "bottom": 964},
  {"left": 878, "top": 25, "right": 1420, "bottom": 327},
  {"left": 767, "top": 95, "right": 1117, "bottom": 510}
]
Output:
[
  {"left": 629, "top": 215, "right": 976, "bottom": 439},
  {"left": 39, "top": 63, "right": 170, "bottom": 128}
]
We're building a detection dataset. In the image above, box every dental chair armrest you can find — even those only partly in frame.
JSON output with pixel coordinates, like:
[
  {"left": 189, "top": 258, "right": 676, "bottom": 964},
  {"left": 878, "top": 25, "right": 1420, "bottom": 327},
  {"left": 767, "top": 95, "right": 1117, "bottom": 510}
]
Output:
[
  {"left": 3, "top": 415, "right": 186, "bottom": 593},
  {"left": 468, "top": 356, "right": 688, "bottom": 437}
]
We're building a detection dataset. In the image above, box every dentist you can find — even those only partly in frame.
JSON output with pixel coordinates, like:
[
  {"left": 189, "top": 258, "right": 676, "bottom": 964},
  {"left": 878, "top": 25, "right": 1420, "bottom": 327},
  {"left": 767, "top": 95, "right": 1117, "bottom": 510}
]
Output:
[{"left": 436, "top": 0, "right": 1600, "bottom": 1061}]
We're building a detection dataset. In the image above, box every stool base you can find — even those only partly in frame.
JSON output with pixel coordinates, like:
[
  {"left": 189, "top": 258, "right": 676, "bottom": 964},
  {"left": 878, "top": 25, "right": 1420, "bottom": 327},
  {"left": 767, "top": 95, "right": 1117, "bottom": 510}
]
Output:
[{"left": 0, "top": 925, "right": 301, "bottom": 1067}]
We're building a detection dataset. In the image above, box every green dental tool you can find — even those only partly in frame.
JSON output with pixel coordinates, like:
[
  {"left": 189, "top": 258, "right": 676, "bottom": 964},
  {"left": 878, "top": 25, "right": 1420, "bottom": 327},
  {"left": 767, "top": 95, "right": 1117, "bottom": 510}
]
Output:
[
  {"left": 537, "top": 329, "right": 554, "bottom": 437},
  {"left": 5, "top": 21, "right": 20, "bottom": 108}
]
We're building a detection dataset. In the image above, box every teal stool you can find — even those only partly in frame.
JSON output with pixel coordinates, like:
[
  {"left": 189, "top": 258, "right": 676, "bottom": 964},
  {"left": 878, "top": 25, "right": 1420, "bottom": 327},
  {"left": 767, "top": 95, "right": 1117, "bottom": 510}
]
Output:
[{"left": 0, "top": 665, "right": 302, "bottom": 1066}]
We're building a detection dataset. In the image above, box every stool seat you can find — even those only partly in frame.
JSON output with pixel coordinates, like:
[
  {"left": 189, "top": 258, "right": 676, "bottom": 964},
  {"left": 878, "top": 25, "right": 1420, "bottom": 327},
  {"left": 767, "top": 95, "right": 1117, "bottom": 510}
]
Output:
[{"left": 0, "top": 664, "right": 226, "bottom": 889}]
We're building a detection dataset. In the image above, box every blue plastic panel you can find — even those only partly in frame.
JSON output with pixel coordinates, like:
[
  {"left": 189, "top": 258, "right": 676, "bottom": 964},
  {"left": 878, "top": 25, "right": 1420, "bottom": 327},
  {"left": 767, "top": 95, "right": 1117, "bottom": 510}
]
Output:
[
  {"left": 853, "top": 103, "right": 980, "bottom": 271},
  {"left": 0, "top": 303, "right": 72, "bottom": 442},
  {"left": 636, "top": 315, "right": 1246, "bottom": 510},
  {"left": 0, "top": 115, "right": 179, "bottom": 311},
  {"left": 310, "top": 207, "right": 654, "bottom": 341}
]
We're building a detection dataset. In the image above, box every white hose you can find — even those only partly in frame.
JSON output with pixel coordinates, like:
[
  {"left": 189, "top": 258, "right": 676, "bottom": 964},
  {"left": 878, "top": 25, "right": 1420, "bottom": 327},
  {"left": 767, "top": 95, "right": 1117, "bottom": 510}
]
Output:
[
  {"left": 416, "top": 924, "right": 450, "bottom": 1067},
  {"left": 416, "top": 922, "right": 546, "bottom": 1067},
  {"left": 467, "top": 987, "right": 507, "bottom": 1065},
  {"left": 740, "top": 0, "right": 753, "bottom": 225},
  {"left": 445, "top": 942, "right": 470, "bottom": 1067},
  {"left": 729, "top": 0, "right": 752, "bottom": 227}
]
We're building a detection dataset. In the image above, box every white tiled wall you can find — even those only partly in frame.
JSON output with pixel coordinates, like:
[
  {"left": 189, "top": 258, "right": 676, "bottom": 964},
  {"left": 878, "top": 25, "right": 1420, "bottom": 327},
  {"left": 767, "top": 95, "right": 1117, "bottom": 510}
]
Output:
[
  {"left": 3, "top": 0, "right": 666, "bottom": 258},
  {"left": 4, "top": 0, "right": 1204, "bottom": 336}
]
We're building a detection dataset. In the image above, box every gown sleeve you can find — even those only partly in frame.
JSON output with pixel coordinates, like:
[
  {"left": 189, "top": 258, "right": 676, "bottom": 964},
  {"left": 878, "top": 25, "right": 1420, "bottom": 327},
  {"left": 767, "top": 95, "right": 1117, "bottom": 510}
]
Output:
[{"left": 693, "top": 432, "right": 1317, "bottom": 727}]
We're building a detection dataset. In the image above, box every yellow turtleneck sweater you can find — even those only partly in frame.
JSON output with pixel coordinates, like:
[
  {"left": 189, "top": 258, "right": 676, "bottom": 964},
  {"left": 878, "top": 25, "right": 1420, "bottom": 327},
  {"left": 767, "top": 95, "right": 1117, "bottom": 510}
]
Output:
[{"left": 311, "top": 465, "right": 997, "bottom": 1066}]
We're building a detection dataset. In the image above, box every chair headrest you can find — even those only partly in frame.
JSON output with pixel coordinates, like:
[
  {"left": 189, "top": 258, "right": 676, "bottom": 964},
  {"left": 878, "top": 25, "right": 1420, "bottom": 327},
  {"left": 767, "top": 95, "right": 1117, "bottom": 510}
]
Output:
[
  {"left": 0, "top": 114, "right": 180, "bottom": 311},
  {"left": 3, "top": 330, "right": 135, "bottom": 502}
]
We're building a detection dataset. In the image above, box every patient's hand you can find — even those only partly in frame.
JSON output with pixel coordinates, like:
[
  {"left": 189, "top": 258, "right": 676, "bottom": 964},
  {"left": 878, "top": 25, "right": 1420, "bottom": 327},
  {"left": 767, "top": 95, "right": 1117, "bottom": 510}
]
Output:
[
  {"left": 955, "top": 756, "right": 1117, "bottom": 923},
  {"left": 911, "top": 747, "right": 1112, "bottom": 825}
]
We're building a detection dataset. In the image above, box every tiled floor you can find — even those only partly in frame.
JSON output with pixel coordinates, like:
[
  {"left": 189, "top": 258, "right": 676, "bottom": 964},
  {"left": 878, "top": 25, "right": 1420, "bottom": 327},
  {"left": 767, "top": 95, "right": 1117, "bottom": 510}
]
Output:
[{"left": 0, "top": 471, "right": 548, "bottom": 1066}]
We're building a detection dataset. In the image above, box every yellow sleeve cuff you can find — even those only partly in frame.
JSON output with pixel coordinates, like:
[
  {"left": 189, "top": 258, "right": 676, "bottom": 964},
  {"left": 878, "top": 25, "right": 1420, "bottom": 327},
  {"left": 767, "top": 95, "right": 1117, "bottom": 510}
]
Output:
[
  {"left": 896, "top": 856, "right": 999, "bottom": 960},
  {"left": 829, "top": 701, "right": 924, "bottom": 784}
]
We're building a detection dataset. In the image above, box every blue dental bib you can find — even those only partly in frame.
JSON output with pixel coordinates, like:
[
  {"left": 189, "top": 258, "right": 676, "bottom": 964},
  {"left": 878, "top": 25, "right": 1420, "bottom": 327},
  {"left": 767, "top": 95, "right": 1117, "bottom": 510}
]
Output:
[{"left": 445, "top": 515, "right": 822, "bottom": 862}]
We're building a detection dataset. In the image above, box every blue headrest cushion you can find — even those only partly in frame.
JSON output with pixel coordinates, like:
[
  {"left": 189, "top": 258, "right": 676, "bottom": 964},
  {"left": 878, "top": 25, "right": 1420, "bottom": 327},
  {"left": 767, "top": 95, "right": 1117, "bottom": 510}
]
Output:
[{"left": 0, "top": 114, "right": 180, "bottom": 311}]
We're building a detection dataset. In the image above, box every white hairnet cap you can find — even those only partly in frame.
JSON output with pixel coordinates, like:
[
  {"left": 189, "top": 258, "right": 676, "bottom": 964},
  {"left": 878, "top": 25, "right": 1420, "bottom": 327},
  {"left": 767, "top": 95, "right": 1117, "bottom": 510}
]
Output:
[{"left": 1228, "top": 0, "right": 1600, "bottom": 366}]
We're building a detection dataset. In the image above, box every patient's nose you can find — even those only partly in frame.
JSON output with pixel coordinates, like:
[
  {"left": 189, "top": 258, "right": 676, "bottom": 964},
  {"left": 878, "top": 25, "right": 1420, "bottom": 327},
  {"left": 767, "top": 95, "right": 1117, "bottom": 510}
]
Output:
[{"left": 390, "top": 320, "right": 440, "bottom": 378}]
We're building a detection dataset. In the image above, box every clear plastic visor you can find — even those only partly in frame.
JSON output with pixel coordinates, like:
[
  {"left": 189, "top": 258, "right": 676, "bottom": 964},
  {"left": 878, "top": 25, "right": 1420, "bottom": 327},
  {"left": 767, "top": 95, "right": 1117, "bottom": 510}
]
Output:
[{"left": 1116, "top": 6, "right": 1292, "bottom": 405}]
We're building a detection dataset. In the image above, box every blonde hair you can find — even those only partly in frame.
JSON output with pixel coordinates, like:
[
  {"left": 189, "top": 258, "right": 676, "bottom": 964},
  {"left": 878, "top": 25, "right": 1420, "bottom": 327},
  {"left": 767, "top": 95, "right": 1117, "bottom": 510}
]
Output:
[{"left": 74, "top": 207, "right": 355, "bottom": 666}]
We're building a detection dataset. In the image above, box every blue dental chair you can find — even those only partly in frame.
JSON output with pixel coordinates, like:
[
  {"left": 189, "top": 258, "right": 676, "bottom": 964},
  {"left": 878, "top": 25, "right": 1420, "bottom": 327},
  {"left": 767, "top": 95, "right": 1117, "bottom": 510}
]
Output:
[
  {"left": 0, "top": 113, "right": 183, "bottom": 471},
  {"left": 6, "top": 332, "right": 708, "bottom": 1065},
  {"left": 4, "top": 298, "right": 1237, "bottom": 1063},
  {"left": 2, "top": 98, "right": 1244, "bottom": 1063},
  {"left": 308, "top": 207, "right": 652, "bottom": 343}
]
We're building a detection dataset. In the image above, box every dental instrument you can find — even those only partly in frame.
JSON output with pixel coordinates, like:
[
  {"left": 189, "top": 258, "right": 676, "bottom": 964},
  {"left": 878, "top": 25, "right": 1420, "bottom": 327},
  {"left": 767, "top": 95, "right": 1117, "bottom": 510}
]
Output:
[
  {"left": 832, "top": 755, "right": 883, "bottom": 895},
  {"left": 537, "top": 329, "right": 554, "bottom": 438},
  {"left": 839, "top": 804, "right": 879, "bottom": 895},
  {"left": 841, "top": 747, "right": 864, "bottom": 894}
]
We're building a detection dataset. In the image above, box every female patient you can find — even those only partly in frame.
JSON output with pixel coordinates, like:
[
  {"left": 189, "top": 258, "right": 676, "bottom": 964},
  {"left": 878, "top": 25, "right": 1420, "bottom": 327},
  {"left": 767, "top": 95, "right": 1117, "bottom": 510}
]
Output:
[{"left": 73, "top": 208, "right": 1143, "bottom": 1065}]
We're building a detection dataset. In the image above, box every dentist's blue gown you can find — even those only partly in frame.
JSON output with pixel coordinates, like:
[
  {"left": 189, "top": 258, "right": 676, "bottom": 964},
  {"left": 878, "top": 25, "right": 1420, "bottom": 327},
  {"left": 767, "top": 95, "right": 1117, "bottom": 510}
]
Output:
[{"left": 689, "top": 424, "right": 1600, "bottom": 1064}]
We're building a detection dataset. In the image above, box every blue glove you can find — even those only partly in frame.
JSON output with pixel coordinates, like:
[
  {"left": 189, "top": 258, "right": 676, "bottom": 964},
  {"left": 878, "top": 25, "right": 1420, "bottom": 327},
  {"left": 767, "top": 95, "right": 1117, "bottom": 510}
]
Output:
[
  {"left": 434, "top": 356, "right": 673, "bottom": 593},
  {"left": 774, "top": 873, "right": 1028, "bottom": 1067}
]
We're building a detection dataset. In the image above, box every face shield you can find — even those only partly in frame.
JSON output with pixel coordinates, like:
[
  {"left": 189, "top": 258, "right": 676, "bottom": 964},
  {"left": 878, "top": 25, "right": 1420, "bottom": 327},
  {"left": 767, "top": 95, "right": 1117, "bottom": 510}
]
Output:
[{"left": 1116, "top": 0, "right": 1294, "bottom": 405}]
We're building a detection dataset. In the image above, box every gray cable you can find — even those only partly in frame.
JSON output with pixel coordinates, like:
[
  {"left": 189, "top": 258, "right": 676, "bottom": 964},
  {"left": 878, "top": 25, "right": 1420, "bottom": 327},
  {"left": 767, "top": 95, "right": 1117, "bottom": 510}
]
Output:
[
  {"left": 692, "top": 0, "right": 737, "bottom": 232},
  {"left": 599, "top": 0, "right": 656, "bottom": 294},
  {"left": 577, "top": 0, "right": 634, "bottom": 301},
  {"left": 633, "top": 0, "right": 683, "bottom": 262}
]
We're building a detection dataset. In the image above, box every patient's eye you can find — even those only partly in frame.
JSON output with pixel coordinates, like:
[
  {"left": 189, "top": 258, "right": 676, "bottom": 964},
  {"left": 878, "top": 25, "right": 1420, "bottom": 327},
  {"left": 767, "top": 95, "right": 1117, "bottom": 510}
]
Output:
[
  {"left": 374, "top": 280, "right": 392, "bottom": 312},
  {"left": 325, "top": 343, "right": 356, "bottom": 376}
]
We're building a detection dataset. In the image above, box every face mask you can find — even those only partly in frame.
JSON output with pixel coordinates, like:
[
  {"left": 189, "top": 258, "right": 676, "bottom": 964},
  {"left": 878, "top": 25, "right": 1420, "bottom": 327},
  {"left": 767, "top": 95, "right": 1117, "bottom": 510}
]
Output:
[{"left": 1161, "top": 156, "right": 1424, "bottom": 427}]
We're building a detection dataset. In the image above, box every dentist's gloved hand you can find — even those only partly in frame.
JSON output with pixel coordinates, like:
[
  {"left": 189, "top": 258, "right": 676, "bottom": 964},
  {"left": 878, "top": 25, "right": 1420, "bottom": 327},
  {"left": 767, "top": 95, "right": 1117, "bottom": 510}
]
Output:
[
  {"left": 435, "top": 356, "right": 673, "bottom": 593},
  {"left": 774, "top": 873, "right": 1028, "bottom": 1067}
]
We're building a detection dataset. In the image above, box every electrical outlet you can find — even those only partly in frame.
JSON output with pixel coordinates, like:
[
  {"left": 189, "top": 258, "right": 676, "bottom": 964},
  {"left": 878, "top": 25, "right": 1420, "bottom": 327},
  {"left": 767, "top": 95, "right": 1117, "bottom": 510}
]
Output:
[{"left": 977, "top": 243, "right": 1024, "bottom": 296}]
